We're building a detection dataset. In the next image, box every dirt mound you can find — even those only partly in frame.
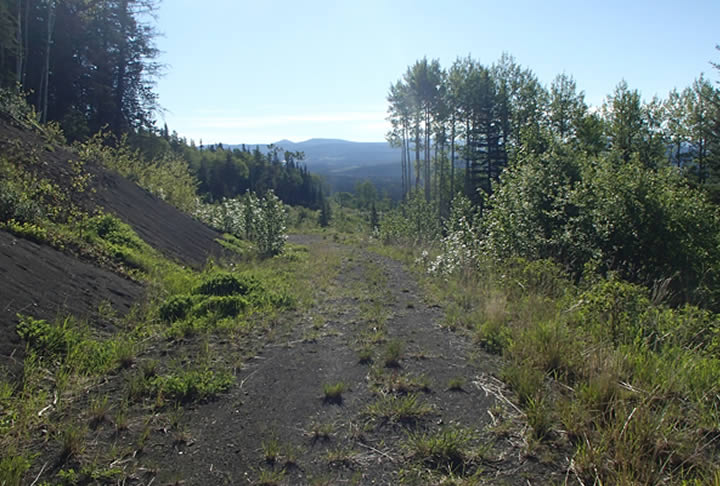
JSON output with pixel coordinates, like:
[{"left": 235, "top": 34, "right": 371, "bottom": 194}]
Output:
[{"left": 0, "top": 120, "right": 224, "bottom": 370}]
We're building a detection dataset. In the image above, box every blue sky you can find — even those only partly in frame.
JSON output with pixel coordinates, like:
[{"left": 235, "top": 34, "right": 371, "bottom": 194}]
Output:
[{"left": 154, "top": 0, "right": 719, "bottom": 144}]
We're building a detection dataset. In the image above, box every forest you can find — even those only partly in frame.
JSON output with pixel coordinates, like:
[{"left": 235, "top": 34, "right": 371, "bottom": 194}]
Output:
[
  {"left": 1, "top": 1, "right": 720, "bottom": 485},
  {"left": 385, "top": 54, "right": 720, "bottom": 304}
]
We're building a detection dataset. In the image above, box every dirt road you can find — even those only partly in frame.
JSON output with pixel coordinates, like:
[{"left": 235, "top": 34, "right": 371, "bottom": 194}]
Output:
[{"left": 143, "top": 235, "right": 561, "bottom": 485}]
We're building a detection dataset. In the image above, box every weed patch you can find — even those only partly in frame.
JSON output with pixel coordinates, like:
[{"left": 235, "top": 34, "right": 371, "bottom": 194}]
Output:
[
  {"left": 151, "top": 368, "right": 234, "bottom": 404},
  {"left": 323, "top": 382, "right": 347, "bottom": 404},
  {"left": 365, "top": 394, "right": 433, "bottom": 425}
]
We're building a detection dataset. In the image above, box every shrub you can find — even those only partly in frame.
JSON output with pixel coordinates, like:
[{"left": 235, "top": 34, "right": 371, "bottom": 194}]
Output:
[
  {"left": 77, "top": 132, "right": 199, "bottom": 213},
  {"left": 577, "top": 278, "right": 651, "bottom": 346},
  {"left": 88, "top": 213, "right": 143, "bottom": 249},
  {"left": 192, "top": 295, "right": 248, "bottom": 318},
  {"left": 193, "top": 272, "right": 260, "bottom": 296},
  {"left": 379, "top": 192, "right": 441, "bottom": 245},
  {"left": 16, "top": 315, "right": 76, "bottom": 357},
  {"left": 194, "top": 190, "right": 287, "bottom": 257},
  {"left": 482, "top": 153, "right": 720, "bottom": 306},
  {"left": 0, "top": 179, "right": 42, "bottom": 224},
  {"left": 158, "top": 294, "right": 196, "bottom": 322}
]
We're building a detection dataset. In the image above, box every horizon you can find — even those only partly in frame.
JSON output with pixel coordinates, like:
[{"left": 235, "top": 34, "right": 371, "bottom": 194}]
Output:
[
  {"left": 219, "top": 137, "right": 396, "bottom": 147},
  {"left": 155, "top": 0, "right": 720, "bottom": 145}
]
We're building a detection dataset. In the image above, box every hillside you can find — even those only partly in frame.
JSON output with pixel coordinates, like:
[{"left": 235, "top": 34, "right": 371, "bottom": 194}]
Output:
[{"left": 0, "top": 119, "right": 226, "bottom": 371}]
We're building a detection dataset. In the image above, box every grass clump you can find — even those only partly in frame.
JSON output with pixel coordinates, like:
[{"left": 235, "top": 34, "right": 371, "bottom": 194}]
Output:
[
  {"left": 406, "top": 427, "right": 472, "bottom": 473},
  {"left": 365, "top": 394, "right": 433, "bottom": 425},
  {"left": 447, "top": 377, "right": 466, "bottom": 392},
  {"left": 88, "top": 395, "right": 112, "bottom": 428},
  {"left": 58, "top": 423, "right": 87, "bottom": 463},
  {"left": 16, "top": 314, "right": 77, "bottom": 357},
  {"left": 383, "top": 339, "right": 403, "bottom": 368},
  {"left": 151, "top": 368, "right": 234, "bottom": 404},
  {"left": 193, "top": 272, "right": 261, "bottom": 296},
  {"left": 256, "top": 468, "right": 286, "bottom": 485},
  {"left": 158, "top": 269, "right": 295, "bottom": 335},
  {"left": 308, "top": 422, "right": 333, "bottom": 442},
  {"left": 0, "top": 453, "right": 33, "bottom": 486},
  {"left": 158, "top": 294, "right": 197, "bottom": 322},
  {"left": 262, "top": 437, "right": 281, "bottom": 464},
  {"left": 323, "top": 382, "right": 347, "bottom": 404},
  {"left": 193, "top": 295, "right": 249, "bottom": 318},
  {"left": 357, "top": 345, "right": 373, "bottom": 364}
]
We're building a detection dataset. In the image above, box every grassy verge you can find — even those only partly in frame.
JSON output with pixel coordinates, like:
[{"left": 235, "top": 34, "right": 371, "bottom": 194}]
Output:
[{"left": 417, "top": 253, "right": 720, "bottom": 484}]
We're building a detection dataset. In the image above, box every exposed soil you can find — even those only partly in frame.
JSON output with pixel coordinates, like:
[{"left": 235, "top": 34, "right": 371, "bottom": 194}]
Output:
[
  {"left": 0, "top": 119, "right": 224, "bottom": 371},
  {"left": 0, "top": 229, "right": 144, "bottom": 371},
  {"left": 136, "top": 235, "right": 564, "bottom": 485},
  {"left": 0, "top": 120, "right": 226, "bottom": 269}
]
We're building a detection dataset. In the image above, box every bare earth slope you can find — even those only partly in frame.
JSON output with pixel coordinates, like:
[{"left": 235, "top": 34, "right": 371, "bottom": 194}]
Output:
[
  {"left": 0, "top": 120, "right": 224, "bottom": 370},
  {"left": 0, "top": 230, "right": 144, "bottom": 366}
]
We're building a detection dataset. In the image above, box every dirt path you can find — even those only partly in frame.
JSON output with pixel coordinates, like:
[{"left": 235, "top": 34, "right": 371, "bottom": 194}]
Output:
[{"left": 143, "top": 235, "right": 561, "bottom": 485}]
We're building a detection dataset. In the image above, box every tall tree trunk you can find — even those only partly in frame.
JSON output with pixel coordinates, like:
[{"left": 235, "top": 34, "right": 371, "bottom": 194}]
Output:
[
  {"left": 424, "top": 108, "right": 431, "bottom": 201},
  {"left": 114, "top": 0, "right": 130, "bottom": 133},
  {"left": 438, "top": 135, "right": 444, "bottom": 218},
  {"left": 405, "top": 124, "right": 412, "bottom": 195},
  {"left": 450, "top": 116, "right": 455, "bottom": 203},
  {"left": 400, "top": 130, "right": 407, "bottom": 199},
  {"left": 21, "top": 0, "right": 28, "bottom": 85},
  {"left": 40, "top": 2, "right": 55, "bottom": 123},
  {"left": 15, "top": 0, "right": 22, "bottom": 85},
  {"left": 464, "top": 118, "right": 471, "bottom": 196},
  {"left": 415, "top": 119, "right": 421, "bottom": 190}
]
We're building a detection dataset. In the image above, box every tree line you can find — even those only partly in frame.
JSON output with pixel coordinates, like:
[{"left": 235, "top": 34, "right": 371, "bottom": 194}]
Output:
[
  {"left": 387, "top": 54, "right": 720, "bottom": 210},
  {"left": 0, "top": 0, "right": 327, "bottom": 209},
  {"left": 127, "top": 127, "right": 326, "bottom": 209}
]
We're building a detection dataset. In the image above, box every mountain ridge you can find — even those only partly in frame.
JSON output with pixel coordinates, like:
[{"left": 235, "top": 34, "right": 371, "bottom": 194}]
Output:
[{"left": 224, "top": 138, "right": 403, "bottom": 197}]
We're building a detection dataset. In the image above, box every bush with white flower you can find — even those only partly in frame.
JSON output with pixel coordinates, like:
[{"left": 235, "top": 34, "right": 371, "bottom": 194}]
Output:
[
  {"left": 194, "top": 190, "right": 287, "bottom": 257},
  {"left": 426, "top": 195, "right": 482, "bottom": 276}
]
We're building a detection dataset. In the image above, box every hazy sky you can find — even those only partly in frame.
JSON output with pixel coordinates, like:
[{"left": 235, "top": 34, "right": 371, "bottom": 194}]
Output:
[{"left": 154, "top": 0, "right": 719, "bottom": 144}]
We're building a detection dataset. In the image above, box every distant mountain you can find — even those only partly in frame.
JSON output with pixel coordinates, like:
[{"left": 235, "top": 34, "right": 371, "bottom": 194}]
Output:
[{"left": 225, "top": 139, "right": 404, "bottom": 198}]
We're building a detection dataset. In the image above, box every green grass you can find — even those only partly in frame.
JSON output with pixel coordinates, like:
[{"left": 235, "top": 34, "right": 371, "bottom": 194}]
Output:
[
  {"left": 447, "top": 377, "right": 466, "bottom": 392},
  {"left": 369, "top": 368, "right": 431, "bottom": 395},
  {"left": 383, "top": 339, "right": 403, "bottom": 368},
  {"left": 255, "top": 468, "right": 286, "bottom": 485},
  {"left": 357, "top": 345, "right": 374, "bottom": 364},
  {"left": 308, "top": 421, "right": 334, "bottom": 442},
  {"left": 151, "top": 367, "right": 234, "bottom": 404},
  {"left": 262, "top": 437, "right": 281, "bottom": 464},
  {"left": 323, "top": 382, "right": 348, "bottom": 404},
  {"left": 417, "top": 246, "right": 720, "bottom": 484},
  {"left": 365, "top": 394, "right": 433, "bottom": 425},
  {"left": 406, "top": 427, "right": 473, "bottom": 473},
  {"left": 0, "top": 452, "right": 33, "bottom": 486}
]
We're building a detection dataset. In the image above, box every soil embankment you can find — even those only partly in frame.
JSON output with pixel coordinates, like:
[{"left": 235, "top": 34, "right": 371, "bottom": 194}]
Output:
[{"left": 0, "top": 120, "right": 225, "bottom": 371}]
